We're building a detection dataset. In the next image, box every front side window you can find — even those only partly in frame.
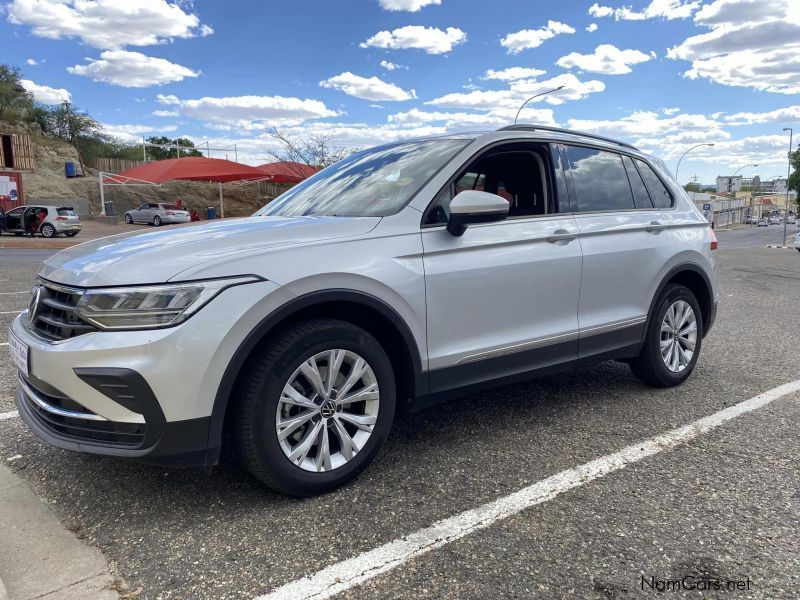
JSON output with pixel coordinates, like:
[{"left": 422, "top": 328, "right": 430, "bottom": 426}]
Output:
[
  {"left": 256, "top": 139, "right": 468, "bottom": 218},
  {"left": 565, "top": 146, "right": 634, "bottom": 212},
  {"left": 636, "top": 159, "right": 673, "bottom": 208}
]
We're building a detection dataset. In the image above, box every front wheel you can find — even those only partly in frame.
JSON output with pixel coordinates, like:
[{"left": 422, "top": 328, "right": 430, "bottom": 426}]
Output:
[
  {"left": 153, "top": 216, "right": 162, "bottom": 227},
  {"left": 124, "top": 214, "right": 133, "bottom": 224},
  {"left": 234, "top": 318, "right": 396, "bottom": 496},
  {"left": 629, "top": 284, "right": 702, "bottom": 387},
  {"left": 40, "top": 224, "right": 56, "bottom": 238}
]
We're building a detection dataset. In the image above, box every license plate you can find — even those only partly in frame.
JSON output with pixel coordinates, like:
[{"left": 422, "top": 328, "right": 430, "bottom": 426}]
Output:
[
  {"left": 8, "top": 330, "right": 29, "bottom": 376},
  {"left": 71, "top": 225, "right": 80, "bottom": 230}
]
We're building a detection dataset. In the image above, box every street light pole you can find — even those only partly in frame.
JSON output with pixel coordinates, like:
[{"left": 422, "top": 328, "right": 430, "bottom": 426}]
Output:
[
  {"left": 675, "top": 143, "right": 714, "bottom": 182},
  {"left": 732, "top": 163, "right": 758, "bottom": 223},
  {"left": 782, "top": 128, "right": 793, "bottom": 247},
  {"left": 513, "top": 86, "right": 565, "bottom": 125}
]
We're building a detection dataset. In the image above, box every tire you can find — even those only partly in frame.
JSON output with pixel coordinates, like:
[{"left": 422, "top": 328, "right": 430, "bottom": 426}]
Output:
[
  {"left": 40, "top": 224, "right": 56, "bottom": 238},
  {"left": 153, "top": 216, "right": 162, "bottom": 227},
  {"left": 234, "top": 318, "right": 396, "bottom": 496},
  {"left": 124, "top": 214, "right": 133, "bottom": 224},
  {"left": 629, "top": 284, "right": 702, "bottom": 388},
  {"left": 65, "top": 232, "right": 78, "bottom": 237},
  {"left": 13, "top": 232, "right": 23, "bottom": 236}
]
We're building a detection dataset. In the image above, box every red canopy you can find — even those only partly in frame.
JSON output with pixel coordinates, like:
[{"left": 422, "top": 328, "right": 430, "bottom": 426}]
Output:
[
  {"left": 110, "top": 156, "right": 266, "bottom": 184},
  {"left": 256, "top": 161, "right": 317, "bottom": 184}
]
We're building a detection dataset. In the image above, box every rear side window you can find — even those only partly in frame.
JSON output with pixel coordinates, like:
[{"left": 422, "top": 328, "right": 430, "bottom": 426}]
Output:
[
  {"left": 565, "top": 146, "right": 634, "bottom": 212},
  {"left": 635, "top": 159, "right": 673, "bottom": 208},
  {"left": 621, "top": 156, "right": 653, "bottom": 209},
  {"left": 161, "top": 204, "right": 180, "bottom": 210}
]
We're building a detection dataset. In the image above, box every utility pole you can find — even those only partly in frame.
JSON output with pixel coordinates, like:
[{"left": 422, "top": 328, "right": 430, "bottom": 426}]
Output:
[{"left": 782, "top": 128, "right": 793, "bottom": 247}]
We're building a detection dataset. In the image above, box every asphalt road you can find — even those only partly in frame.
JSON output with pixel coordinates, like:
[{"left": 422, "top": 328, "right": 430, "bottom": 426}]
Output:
[
  {"left": 716, "top": 222, "right": 798, "bottom": 249},
  {"left": 0, "top": 231, "right": 798, "bottom": 599}
]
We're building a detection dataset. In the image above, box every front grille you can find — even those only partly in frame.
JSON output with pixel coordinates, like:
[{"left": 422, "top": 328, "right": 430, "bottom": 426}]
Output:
[
  {"left": 29, "top": 279, "right": 96, "bottom": 341},
  {"left": 20, "top": 375, "right": 146, "bottom": 447}
]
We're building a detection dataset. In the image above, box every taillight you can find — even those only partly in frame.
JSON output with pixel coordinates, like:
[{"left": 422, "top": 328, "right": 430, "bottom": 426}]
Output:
[
  {"left": 709, "top": 226, "right": 718, "bottom": 251},
  {"left": 55, "top": 216, "right": 67, "bottom": 221},
  {"left": 165, "top": 211, "right": 174, "bottom": 215}
]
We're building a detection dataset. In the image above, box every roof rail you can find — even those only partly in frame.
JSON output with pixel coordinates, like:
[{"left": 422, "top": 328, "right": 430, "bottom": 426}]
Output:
[{"left": 498, "top": 124, "right": 639, "bottom": 151}]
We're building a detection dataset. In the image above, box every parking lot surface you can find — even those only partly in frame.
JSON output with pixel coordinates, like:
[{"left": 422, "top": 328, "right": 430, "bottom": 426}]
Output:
[{"left": 0, "top": 228, "right": 798, "bottom": 599}]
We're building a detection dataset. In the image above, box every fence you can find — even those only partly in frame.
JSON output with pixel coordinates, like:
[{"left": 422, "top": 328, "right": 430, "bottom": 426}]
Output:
[
  {"left": 259, "top": 181, "right": 295, "bottom": 198},
  {"left": 93, "top": 157, "right": 146, "bottom": 174}
]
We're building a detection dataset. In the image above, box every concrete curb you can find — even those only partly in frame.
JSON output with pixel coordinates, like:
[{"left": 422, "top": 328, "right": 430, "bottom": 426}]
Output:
[{"left": 0, "top": 462, "right": 119, "bottom": 599}]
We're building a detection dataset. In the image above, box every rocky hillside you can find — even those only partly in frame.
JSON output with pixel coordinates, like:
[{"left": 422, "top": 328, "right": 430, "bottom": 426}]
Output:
[{"left": 3, "top": 121, "right": 268, "bottom": 217}]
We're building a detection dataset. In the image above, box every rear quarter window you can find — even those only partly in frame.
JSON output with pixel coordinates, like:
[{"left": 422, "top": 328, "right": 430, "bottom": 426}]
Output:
[
  {"left": 635, "top": 159, "right": 673, "bottom": 208},
  {"left": 57, "top": 209, "right": 77, "bottom": 216}
]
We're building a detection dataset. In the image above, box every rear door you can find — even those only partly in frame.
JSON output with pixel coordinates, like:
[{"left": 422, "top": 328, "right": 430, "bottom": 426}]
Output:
[{"left": 561, "top": 144, "right": 676, "bottom": 359}]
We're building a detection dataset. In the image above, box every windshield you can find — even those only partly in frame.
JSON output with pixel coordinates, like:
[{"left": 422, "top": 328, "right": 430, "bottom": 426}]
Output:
[{"left": 254, "top": 139, "right": 468, "bottom": 217}]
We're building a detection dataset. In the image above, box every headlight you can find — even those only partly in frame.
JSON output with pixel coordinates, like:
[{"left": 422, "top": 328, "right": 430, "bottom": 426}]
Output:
[{"left": 74, "top": 276, "right": 262, "bottom": 330}]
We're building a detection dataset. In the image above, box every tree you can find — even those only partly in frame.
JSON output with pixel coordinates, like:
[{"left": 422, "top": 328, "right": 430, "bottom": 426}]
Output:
[
  {"left": 683, "top": 182, "right": 702, "bottom": 193},
  {"left": 264, "top": 127, "right": 358, "bottom": 173},
  {"left": 146, "top": 136, "right": 203, "bottom": 160},
  {"left": 788, "top": 148, "right": 800, "bottom": 210},
  {"left": 0, "top": 64, "right": 35, "bottom": 122}
]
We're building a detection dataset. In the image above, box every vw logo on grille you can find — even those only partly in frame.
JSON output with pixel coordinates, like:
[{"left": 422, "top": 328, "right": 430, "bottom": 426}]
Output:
[{"left": 28, "top": 286, "right": 42, "bottom": 323}]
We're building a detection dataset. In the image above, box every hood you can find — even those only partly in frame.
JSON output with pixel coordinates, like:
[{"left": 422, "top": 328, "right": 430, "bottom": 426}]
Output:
[{"left": 39, "top": 215, "right": 381, "bottom": 287}]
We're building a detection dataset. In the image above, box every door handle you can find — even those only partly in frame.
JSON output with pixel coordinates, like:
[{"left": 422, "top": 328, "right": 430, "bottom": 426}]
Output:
[
  {"left": 546, "top": 228, "right": 577, "bottom": 244},
  {"left": 645, "top": 221, "right": 666, "bottom": 233}
]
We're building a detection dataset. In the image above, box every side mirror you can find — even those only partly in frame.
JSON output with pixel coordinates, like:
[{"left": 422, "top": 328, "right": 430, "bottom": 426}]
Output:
[{"left": 446, "top": 190, "right": 509, "bottom": 236}]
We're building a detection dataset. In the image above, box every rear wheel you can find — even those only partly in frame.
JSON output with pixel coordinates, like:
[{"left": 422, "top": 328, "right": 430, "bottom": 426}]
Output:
[
  {"left": 153, "top": 215, "right": 162, "bottom": 227},
  {"left": 234, "top": 318, "right": 396, "bottom": 496},
  {"left": 40, "top": 224, "right": 56, "bottom": 238},
  {"left": 65, "top": 231, "right": 78, "bottom": 237},
  {"left": 629, "top": 284, "right": 702, "bottom": 387}
]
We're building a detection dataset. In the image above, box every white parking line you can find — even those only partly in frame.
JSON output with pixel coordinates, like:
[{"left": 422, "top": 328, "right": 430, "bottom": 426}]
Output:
[
  {"left": 0, "top": 311, "right": 22, "bottom": 315},
  {"left": 0, "top": 291, "right": 29, "bottom": 295},
  {"left": 0, "top": 411, "right": 18, "bottom": 421},
  {"left": 259, "top": 379, "right": 800, "bottom": 600},
  {"left": 0, "top": 342, "right": 8, "bottom": 347}
]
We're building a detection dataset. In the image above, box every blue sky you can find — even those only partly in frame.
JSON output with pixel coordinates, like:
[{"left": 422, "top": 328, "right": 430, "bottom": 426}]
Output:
[{"left": 4, "top": 0, "right": 799, "bottom": 183}]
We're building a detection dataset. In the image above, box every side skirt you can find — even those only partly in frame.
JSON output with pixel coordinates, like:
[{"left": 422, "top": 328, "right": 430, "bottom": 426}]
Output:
[{"left": 412, "top": 323, "right": 644, "bottom": 412}]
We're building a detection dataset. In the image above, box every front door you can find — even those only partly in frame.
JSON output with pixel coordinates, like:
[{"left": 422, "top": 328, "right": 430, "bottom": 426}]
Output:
[{"left": 421, "top": 142, "right": 583, "bottom": 393}]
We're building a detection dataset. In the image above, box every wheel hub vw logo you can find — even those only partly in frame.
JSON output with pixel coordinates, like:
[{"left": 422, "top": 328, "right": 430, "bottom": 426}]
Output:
[
  {"left": 320, "top": 399, "right": 337, "bottom": 418},
  {"left": 28, "top": 286, "right": 42, "bottom": 323}
]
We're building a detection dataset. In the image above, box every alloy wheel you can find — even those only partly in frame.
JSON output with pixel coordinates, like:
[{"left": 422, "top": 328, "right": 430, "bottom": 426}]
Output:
[
  {"left": 276, "top": 349, "right": 379, "bottom": 472},
  {"left": 660, "top": 300, "right": 697, "bottom": 373}
]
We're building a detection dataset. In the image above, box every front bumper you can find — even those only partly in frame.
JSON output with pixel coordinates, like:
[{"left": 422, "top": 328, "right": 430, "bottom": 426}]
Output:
[{"left": 10, "top": 279, "right": 289, "bottom": 465}]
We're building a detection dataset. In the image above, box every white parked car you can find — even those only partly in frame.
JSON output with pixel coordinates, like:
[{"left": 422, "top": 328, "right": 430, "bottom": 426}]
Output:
[
  {"left": 794, "top": 232, "right": 800, "bottom": 252},
  {"left": 769, "top": 215, "right": 781, "bottom": 225},
  {"left": 124, "top": 203, "right": 190, "bottom": 226},
  {"left": 0, "top": 205, "right": 81, "bottom": 238},
  {"left": 10, "top": 126, "right": 719, "bottom": 496}
]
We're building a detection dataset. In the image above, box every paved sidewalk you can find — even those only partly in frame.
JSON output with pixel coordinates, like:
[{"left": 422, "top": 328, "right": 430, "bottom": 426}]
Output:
[{"left": 0, "top": 462, "right": 119, "bottom": 600}]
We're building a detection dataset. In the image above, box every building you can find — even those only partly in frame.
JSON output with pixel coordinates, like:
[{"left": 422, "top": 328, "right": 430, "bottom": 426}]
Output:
[
  {"left": 760, "top": 178, "right": 787, "bottom": 195},
  {"left": 716, "top": 175, "right": 743, "bottom": 193}
]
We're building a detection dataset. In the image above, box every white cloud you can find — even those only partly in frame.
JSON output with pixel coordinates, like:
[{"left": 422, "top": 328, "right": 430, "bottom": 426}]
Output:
[
  {"left": 484, "top": 67, "right": 547, "bottom": 81},
  {"left": 20, "top": 79, "right": 71, "bottom": 104},
  {"left": 501, "top": 21, "right": 575, "bottom": 54},
  {"left": 7, "top": 0, "right": 213, "bottom": 50},
  {"left": 588, "top": 3, "right": 613, "bottom": 17},
  {"left": 721, "top": 105, "right": 800, "bottom": 125},
  {"left": 25, "top": 58, "right": 39, "bottom": 66},
  {"left": 67, "top": 50, "right": 199, "bottom": 88},
  {"left": 662, "top": 107, "right": 681, "bottom": 115},
  {"left": 567, "top": 110, "right": 724, "bottom": 139},
  {"left": 588, "top": 0, "right": 701, "bottom": 21},
  {"left": 156, "top": 93, "right": 181, "bottom": 105},
  {"left": 428, "top": 73, "right": 605, "bottom": 110},
  {"left": 667, "top": 0, "right": 800, "bottom": 94},
  {"left": 178, "top": 94, "right": 341, "bottom": 128},
  {"left": 100, "top": 121, "right": 176, "bottom": 141},
  {"left": 388, "top": 107, "right": 557, "bottom": 129},
  {"left": 377, "top": 0, "right": 440, "bottom": 11},
  {"left": 360, "top": 25, "right": 467, "bottom": 54},
  {"left": 556, "top": 44, "right": 655, "bottom": 75},
  {"left": 586, "top": 23, "right": 598, "bottom": 32},
  {"left": 380, "top": 60, "right": 407, "bottom": 71},
  {"left": 320, "top": 72, "right": 416, "bottom": 101},
  {"left": 152, "top": 109, "right": 179, "bottom": 117}
]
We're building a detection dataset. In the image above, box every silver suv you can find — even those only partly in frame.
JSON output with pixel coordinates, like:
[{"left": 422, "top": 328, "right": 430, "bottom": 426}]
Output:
[{"left": 10, "top": 126, "right": 718, "bottom": 496}]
